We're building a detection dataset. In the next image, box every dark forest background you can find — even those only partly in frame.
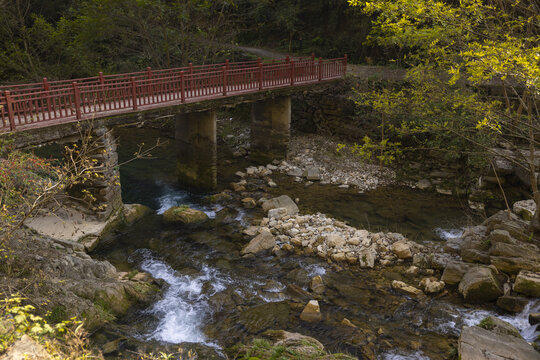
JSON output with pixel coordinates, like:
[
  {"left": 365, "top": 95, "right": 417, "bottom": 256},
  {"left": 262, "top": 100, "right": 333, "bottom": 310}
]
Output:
[{"left": 0, "top": 0, "right": 387, "bottom": 83}]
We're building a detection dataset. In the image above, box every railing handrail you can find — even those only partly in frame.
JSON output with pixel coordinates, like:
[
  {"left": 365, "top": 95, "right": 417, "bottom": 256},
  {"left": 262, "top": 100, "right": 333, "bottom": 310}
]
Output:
[{"left": 0, "top": 55, "right": 347, "bottom": 133}]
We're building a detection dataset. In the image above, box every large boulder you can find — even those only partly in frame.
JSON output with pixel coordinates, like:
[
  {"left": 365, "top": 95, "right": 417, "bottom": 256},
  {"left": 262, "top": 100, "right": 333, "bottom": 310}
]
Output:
[
  {"left": 241, "top": 228, "right": 276, "bottom": 255},
  {"left": 513, "top": 199, "right": 536, "bottom": 221},
  {"left": 163, "top": 206, "right": 209, "bottom": 224},
  {"left": 458, "top": 267, "right": 503, "bottom": 302},
  {"left": 392, "top": 241, "right": 412, "bottom": 259},
  {"left": 459, "top": 326, "right": 540, "bottom": 360},
  {"left": 514, "top": 270, "right": 540, "bottom": 297},
  {"left": 490, "top": 256, "right": 540, "bottom": 274},
  {"left": 496, "top": 295, "right": 529, "bottom": 313},
  {"left": 123, "top": 203, "right": 152, "bottom": 225},
  {"left": 262, "top": 195, "right": 299, "bottom": 216},
  {"left": 441, "top": 261, "right": 475, "bottom": 285}
]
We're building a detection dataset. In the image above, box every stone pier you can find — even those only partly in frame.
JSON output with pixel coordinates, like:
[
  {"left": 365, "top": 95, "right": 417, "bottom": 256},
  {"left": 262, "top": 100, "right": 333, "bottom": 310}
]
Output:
[
  {"left": 67, "top": 126, "right": 123, "bottom": 220},
  {"left": 175, "top": 110, "right": 217, "bottom": 189},
  {"left": 251, "top": 96, "right": 291, "bottom": 164}
]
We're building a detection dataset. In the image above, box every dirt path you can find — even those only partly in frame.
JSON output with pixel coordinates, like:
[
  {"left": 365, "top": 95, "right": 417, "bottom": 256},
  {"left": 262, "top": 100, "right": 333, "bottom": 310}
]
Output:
[{"left": 236, "top": 45, "right": 407, "bottom": 81}]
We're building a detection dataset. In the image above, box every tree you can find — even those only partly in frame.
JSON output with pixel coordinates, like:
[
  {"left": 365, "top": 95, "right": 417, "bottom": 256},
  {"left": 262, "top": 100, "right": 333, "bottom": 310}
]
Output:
[{"left": 348, "top": 0, "right": 540, "bottom": 224}]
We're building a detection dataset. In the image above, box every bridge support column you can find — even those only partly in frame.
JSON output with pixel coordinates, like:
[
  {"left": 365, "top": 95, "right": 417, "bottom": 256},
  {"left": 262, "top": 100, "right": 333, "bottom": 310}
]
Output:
[
  {"left": 175, "top": 110, "right": 217, "bottom": 189},
  {"left": 251, "top": 96, "right": 291, "bottom": 164},
  {"left": 67, "top": 126, "right": 122, "bottom": 221}
]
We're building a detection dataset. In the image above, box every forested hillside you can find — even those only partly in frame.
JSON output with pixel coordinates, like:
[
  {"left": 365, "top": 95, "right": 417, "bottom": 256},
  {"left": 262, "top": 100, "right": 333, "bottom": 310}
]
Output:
[{"left": 0, "top": 0, "right": 376, "bottom": 83}]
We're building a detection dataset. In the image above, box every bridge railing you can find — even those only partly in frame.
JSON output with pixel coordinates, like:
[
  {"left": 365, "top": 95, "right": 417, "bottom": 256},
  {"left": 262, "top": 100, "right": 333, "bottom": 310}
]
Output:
[{"left": 0, "top": 55, "right": 346, "bottom": 133}]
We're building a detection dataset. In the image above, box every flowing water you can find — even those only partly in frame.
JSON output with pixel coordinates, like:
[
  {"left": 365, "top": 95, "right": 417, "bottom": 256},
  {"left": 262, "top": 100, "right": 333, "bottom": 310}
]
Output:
[{"left": 93, "top": 127, "right": 539, "bottom": 359}]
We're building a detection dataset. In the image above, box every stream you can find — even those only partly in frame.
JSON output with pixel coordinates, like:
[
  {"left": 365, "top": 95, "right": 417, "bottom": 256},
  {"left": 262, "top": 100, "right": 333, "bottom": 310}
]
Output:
[{"left": 93, "top": 127, "right": 539, "bottom": 359}]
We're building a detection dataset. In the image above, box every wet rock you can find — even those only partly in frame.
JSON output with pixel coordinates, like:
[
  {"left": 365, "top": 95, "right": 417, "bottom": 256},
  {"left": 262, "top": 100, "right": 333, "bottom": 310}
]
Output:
[
  {"left": 513, "top": 199, "right": 536, "bottom": 221},
  {"left": 263, "top": 330, "right": 324, "bottom": 356},
  {"left": 162, "top": 206, "right": 209, "bottom": 225},
  {"left": 529, "top": 313, "right": 540, "bottom": 325},
  {"left": 238, "top": 302, "right": 291, "bottom": 334},
  {"left": 478, "top": 316, "right": 522, "bottom": 338},
  {"left": 241, "top": 197, "right": 257, "bottom": 209},
  {"left": 286, "top": 284, "right": 312, "bottom": 301},
  {"left": 262, "top": 195, "right": 299, "bottom": 215},
  {"left": 123, "top": 203, "right": 152, "bottom": 225},
  {"left": 285, "top": 268, "right": 310, "bottom": 287},
  {"left": 300, "top": 300, "right": 322, "bottom": 323},
  {"left": 242, "top": 226, "right": 259, "bottom": 237},
  {"left": 416, "top": 179, "right": 432, "bottom": 190},
  {"left": 405, "top": 265, "right": 420, "bottom": 276},
  {"left": 0, "top": 335, "right": 52, "bottom": 360},
  {"left": 496, "top": 295, "right": 529, "bottom": 313},
  {"left": 514, "top": 270, "right": 540, "bottom": 297},
  {"left": 287, "top": 168, "right": 303, "bottom": 177},
  {"left": 461, "top": 249, "right": 490, "bottom": 264},
  {"left": 391, "top": 280, "right": 423, "bottom": 296},
  {"left": 459, "top": 326, "right": 540, "bottom": 360},
  {"left": 241, "top": 229, "right": 276, "bottom": 255},
  {"left": 419, "top": 277, "right": 445, "bottom": 294},
  {"left": 341, "top": 318, "right": 357, "bottom": 328},
  {"left": 102, "top": 339, "right": 123, "bottom": 355},
  {"left": 392, "top": 241, "right": 412, "bottom": 259},
  {"left": 310, "top": 275, "right": 325, "bottom": 294},
  {"left": 458, "top": 267, "right": 503, "bottom": 302}
]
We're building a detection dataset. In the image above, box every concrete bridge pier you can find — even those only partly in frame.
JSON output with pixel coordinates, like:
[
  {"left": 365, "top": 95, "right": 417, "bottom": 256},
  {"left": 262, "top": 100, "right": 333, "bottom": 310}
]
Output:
[
  {"left": 175, "top": 110, "right": 217, "bottom": 189},
  {"left": 250, "top": 96, "right": 291, "bottom": 164}
]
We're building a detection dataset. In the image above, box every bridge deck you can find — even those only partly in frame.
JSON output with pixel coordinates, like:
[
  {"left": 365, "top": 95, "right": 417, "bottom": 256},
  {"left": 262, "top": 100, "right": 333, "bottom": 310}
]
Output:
[{"left": 0, "top": 56, "right": 346, "bottom": 133}]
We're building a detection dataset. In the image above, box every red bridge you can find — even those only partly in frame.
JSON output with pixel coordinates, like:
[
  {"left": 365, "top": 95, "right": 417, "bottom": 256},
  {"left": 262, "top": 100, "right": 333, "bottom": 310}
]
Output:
[{"left": 0, "top": 55, "right": 346, "bottom": 133}]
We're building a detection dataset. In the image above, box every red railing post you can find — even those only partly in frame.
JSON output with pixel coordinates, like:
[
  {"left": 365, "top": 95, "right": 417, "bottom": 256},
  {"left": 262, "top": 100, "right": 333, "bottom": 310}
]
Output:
[
  {"left": 344, "top": 54, "right": 348, "bottom": 76},
  {"left": 43, "top": 77, "right": 52, "bottom": 114},
  {"left": 180, "top": 71, "right": 185, "bottom": 103},
  {"left": 318, "top": 58, "right": 323, "bottom": 81},
  {"left": 99, "top": 72, "right": 105, "bottom": 85},
  {"left": 225, "top": 59, "right": 230, "bottom": 70},
  {"left": 286, "top": 55, "right": 290, "bottom": 64},
  {"left": 222, "top": 66, "right": 227, "bottom": 96},
  {"left": 130, "top": 77, "right": 138, "bottom": 110},
  {"left": 290, "top": 60, "right": 295, "bottom": 86},
  {"left": 146, "top": 67, "right": 153, "bottom": 96},
  {"left": 72, "top": 82, "right": 82, "bottom": 119},
  {"left": 258, "top": 62, "right": 263, "bottom": 90},
  {"left": 189, "top": 63, "right": 193, "bottom": 76},
  {"left": 5, "top": 91, "right": 16, "bottom": 131}
]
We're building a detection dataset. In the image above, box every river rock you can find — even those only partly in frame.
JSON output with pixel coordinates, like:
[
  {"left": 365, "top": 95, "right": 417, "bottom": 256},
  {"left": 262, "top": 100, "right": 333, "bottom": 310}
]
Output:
[
  {"left": 478, "top": 316, "right": 522, "bottom": 338},
  {"left": 241, "top": 229, "right": 276, "bottom": 255},
  {"left": 303, "top": 167, "right": 320, "bottom": 181},
  {"left": 300, "top": 300, "right": 322, "bottom": 323},
  {"left": 263, "top": 330, "right": 324, "bottom": 356},
  {"left": 326, "top": 234, "right": 346, "bottom": 248},
  {"left": 419, "top": 277, "right": 445, "bottom": 294},
  {"left": 262, "top": 195, "right": 299, "bottom": 216},
  {"left": 459, "top": 326, "right": 540, "bottom": 360},
  {"left": 487, "top": 229, "right": 517, "bottom": 245},
  {"left": 490, "top": 255, "right": 540, "bottom": 274},
  {"left": 237, "top": 302, "right": 291, "bottom": 334},
  {"left": 514, "top": 270, "right": 540, "bottom": 297},
  {"left": 496, "top": 295, "right": 529, "bottom": 313},
  {"left": 0, "top": 335, "right": 52, "bottom": 360},
  {"left": 162, "top": 206, "right": 209, "bottom": 224},
  {"left": 416, "top": 179, "right": 432, "bottom": 190},
  {"left": 268, "top": 207, "right": 288, "bottom": 220},
  {"left": 310, "top": 275, "right": 325, "bottom": 294},
  {"left": 461, "top": 248, "right": 490, "bottom": 264},
  {"left": 392, "top": 241, "right": 412, "bottom": 259},
  {"left": 123, "top": 203, "right": 152, "bottom": 225},
  {"left": 391, "top": 280, "right": 423, "bottom": 296},
  {"left": 529, "top": 313, "right": 540, "bottom": 325},
  {"left": 458, "top": 267, "right": 502, "bottom": 302},
  {"left": 513, "top": 199, "right": 536, "bottom": 221},
  {"left": 358, "top": 248, "right": 376, "bottom": 268}
]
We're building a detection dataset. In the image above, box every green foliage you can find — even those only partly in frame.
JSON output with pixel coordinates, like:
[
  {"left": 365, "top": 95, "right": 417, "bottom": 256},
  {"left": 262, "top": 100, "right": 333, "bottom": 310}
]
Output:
[
  {"left": 0, "top": 295, "right": 95, "bottom": 358},
  {"left": 348, "top": 0, "right": 539, "bottom": 189}
]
